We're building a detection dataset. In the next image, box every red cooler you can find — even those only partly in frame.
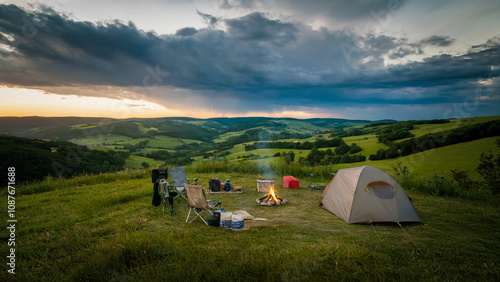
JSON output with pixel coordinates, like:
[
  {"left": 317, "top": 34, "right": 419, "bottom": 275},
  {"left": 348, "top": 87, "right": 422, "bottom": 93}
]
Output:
[{"left": 283, "top": 176, "right": 300, "bottom": 189}]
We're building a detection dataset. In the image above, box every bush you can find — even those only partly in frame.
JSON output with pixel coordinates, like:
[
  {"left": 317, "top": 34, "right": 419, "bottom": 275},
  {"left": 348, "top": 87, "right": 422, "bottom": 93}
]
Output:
[
  {"left": 392, "top": 163, "right": 493, "bottom": 202},
  {"left": 369, "top": 149, "right": 387, "bottom": 161},
  {"left": 335, "top": 144, "right": 350, "bottom": 155},
  {"left": 476, "top": 139, "right": 500, "bottom": 194},
  {"left": 349, "top": 144, "right": 362, "bottom": 154}
]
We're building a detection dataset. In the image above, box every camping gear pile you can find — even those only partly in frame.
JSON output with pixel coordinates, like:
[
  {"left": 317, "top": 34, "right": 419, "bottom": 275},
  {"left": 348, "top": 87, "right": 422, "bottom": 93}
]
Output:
[
  {"left": 208, "top": 178, "right": 242, "bottom": 193},
  {"left": 152, "top": 165, "right": 421, "bottom": 228}
]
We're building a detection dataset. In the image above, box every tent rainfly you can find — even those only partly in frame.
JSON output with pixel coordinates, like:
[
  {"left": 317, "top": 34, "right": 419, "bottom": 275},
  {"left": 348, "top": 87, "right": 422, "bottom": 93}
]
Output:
[{"left": 320, "top": 165, "right": 421, "bottom": 224}]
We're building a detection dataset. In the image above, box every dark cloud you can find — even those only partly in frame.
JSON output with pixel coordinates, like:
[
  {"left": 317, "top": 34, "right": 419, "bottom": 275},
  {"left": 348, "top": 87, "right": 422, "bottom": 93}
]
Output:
[
  {"left": 471, "top": 36, "right": 500, "bottom": 50},
  {"left": 175, "top": 27, "right": 198, "bottom": 37},
  {"left": 419, "top": 35, "right": 455, "bottom": 47},
  {"left": 384, "top": 35, "right": 456, "bottom": 59},
  {"left": 218, "top": 0, "right": 256, "bottom": 10},
  {"left": 225, "top": 12, "right": 298, "bottom": 46},
  {"left": 196, "top": 10, "right": 219, "bottom": 28},
  {"left": 0, "top": 4, "right": 498, "bottom": 119},
  {"left": 218, "top": 0, "right": 411, "bottom": 23}
]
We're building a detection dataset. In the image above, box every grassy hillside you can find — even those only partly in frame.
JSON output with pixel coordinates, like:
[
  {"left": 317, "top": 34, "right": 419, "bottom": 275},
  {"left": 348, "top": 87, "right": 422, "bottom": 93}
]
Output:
[
  {"left": 1, "top": 171, "right": 498, "bottom": 280},
  {"left": 125, "top": 155, "right": 164, "bottom": 168},
  {"left": 410, "top": 116, "right": 500, "bottom": 138},
  {"left": 72, "top": 134, "right": 131, "bottom": 146},
  {"left": 224, "top": 136, "right": 499, "bottom": 180},
  {"left": 323, "top": 137, "right": 497, "bottom": 180}
]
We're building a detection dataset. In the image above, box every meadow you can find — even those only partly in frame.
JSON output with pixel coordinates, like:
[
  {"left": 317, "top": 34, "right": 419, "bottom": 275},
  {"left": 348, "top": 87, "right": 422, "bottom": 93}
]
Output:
[
  {"left": 1, "top": 170, "right": 498, "bottom": 281},
  {"left": 1, "top": 116, "right": 499, "bottom": 280}
]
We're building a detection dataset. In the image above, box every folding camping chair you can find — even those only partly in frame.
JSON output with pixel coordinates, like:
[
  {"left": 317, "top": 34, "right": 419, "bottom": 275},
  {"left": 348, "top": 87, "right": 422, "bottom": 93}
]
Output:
[
  {"left": 184, "top": 184, "right": 221, "bottom": 225},
  {"left": 168, "top": 167, "right": 198, "bottom": 201}
]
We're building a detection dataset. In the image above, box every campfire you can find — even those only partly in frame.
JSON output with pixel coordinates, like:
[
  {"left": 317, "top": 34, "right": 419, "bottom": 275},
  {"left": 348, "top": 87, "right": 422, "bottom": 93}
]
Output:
[{"left": 256, "top": 184, "right": 288, "bottom": 206}]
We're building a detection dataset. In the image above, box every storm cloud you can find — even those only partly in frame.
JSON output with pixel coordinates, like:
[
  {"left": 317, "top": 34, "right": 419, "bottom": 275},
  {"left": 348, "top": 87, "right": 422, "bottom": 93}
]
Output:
[{"left": 0, "top": 3, "right": 499, "bottom": 119}]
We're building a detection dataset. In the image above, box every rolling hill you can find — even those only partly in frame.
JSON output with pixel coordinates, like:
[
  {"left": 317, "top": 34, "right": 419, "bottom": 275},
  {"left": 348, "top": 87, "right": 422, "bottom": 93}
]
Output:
[{"left": 1, "top": 115, "right": 499, "bottom": 175}]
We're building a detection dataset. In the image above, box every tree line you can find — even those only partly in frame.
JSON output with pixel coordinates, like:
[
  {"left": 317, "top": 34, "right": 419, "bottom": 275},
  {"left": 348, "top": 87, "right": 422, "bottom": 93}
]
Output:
[
  {"left": 370, "top": 120, "right": 500, "bottom": 161},
  {"left": 0, "top": 135, "right": 129, "bottom": 184},
  {"left": 245, "top": 137, "right": 345, "bottom": 151}
]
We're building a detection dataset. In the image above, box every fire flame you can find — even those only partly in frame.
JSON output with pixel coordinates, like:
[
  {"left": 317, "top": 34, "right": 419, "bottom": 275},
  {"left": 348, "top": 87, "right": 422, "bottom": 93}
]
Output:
[{"left": 268, "top": 184, "right": 279, "bottom": 202}]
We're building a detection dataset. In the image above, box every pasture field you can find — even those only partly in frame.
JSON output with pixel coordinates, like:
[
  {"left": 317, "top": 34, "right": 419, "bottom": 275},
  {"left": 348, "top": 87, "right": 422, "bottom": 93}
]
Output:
[
  {"left": 117, "top": 135, "right": 201, "bottom": 149},
  {"left": 410, "top": 116, "right": 500, "bottom": 138},
  {"left": 216, "top": 136, "right": 499, "bottom": 181},
  {"left": 125, "top": 155, "right": 165, "bottom": 168},
  {"left": 330, "top": 136, "right": 499, "bottom": 180},
  {"left": 72, "top": 134, "right": 131, "bottom": 145},
  {"left": 1, "top": 171, "right": 498, "bottom": 281}
]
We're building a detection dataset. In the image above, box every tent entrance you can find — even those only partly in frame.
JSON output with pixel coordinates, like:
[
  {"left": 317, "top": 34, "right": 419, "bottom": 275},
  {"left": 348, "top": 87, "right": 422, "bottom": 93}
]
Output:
[{"left": 366, "top": 181, "right": 395, "bottom": 199}]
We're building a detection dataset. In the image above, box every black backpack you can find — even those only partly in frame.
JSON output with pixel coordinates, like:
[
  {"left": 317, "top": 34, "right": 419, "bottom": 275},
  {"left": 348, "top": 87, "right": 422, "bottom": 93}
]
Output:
[
  {"left": 152, "top": 168, "right": 168, "bottom": 207},
  {"left": 152, "top": 167, "right": 167, "bottom": 183},
  {"left": 209, "top": 178, "right": 221, "bottom": 192}
]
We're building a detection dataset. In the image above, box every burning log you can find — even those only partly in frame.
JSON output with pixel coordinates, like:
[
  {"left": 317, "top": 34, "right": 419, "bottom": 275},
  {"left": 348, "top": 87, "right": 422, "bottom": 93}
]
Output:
[{"left": 256, "top": 184, "right": 287, "bottom": 206}]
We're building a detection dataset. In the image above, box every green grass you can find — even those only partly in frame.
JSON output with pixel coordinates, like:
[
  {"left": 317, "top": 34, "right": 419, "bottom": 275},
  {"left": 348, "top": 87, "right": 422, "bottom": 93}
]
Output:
[
  {"left": 92, "top": 145, "right": 128, "bottom": 152},
  {"left": 133, "top": 148, "right": 175, "bottom": 155},
  {"left": 228, "top": 148, "right": 316, "bottom": 162},
  {"left": 343, "top": 134, "right": 388, "bottom": 157},
  {"left": 134, "top": 121, "right": 157, "bottom": 133},
  {"left": 213, "top": 129, "right": 255, "bottom": 143},
  {"left": 275, "top": 120, "right": 327, "bottom": 132},
  {"left": 409, "top": 116, "right": 500, "bottom": 138},
  {"left": 226, "top": 136, "right": 498, "bottom": 181},
  {"left": 72, "top": 134, "right": 131, "bottom": 145},
  {"left": 117, "top": 135, "right": 201, "bottom": 149},
  {"left": 0, "top": 171, "right": 498, "bottom": 281},
  {"left": 126, "top": 155, "right": 165, "bottom": 169},
  {"left": 150, "top": 135, "right": 202, "bottom": 148},
  {"left": 339, "top": 136, "right": 500, "bottom": 180}
]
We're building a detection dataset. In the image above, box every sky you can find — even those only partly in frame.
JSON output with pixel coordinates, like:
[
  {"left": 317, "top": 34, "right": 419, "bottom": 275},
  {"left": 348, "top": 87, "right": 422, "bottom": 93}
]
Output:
[{"left": 0, "top": 0, "right": 499, "bottom": 121}]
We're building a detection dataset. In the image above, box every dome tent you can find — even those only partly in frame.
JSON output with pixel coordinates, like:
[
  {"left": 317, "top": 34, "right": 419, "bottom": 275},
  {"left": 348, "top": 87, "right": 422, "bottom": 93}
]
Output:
[{"left": 320, "top": 165, "right": 421, "bottom": 224}]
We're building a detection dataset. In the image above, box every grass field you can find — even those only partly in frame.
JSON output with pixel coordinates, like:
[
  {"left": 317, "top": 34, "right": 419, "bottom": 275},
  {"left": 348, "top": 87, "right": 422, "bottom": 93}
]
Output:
[
  {"left": 343, "top": 134, "right": 388, "bottom": 157},
  {"left": 1, "top": 171, "right": 498, "bottom": 281},
  {"left": 117, "top": 135, "right": 201, "bottom": 149},
  {"left": 125, "top": 155, "right": 165, "bottom": 168},
  {"left": 275, "top": 119, "right": 327, "bottom": 132},
  {"left": 222, "top": 135, "right": 499, "bottom": 181},
  {"left": 409, "top": 116, "right": 500, "bottom": 138},
  {"left": 213, "top": 129, "right": 256, "bottom": 143},
  {"left": 73, "top": 134, "right": 131, "bottom": 145}
]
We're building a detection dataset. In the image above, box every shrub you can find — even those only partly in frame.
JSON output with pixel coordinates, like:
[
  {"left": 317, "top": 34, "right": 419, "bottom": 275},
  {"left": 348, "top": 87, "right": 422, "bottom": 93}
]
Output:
[
  {"left": 349, "top": 144, "right": 362, "bottom": 154},
  {"left": 335, "top": 144, "right": 350, "bottom": 155},
  {"left": 476, "top": 139, "right": 500, "bottom": 194}
]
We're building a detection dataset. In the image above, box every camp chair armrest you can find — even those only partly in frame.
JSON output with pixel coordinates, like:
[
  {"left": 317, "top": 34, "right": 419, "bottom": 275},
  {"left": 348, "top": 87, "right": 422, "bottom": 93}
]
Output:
[
  {"left": 187, "top": 178, "right": 198, "bottom": 184},
  {"left": 207, "top": 197, "right": 222, "bottom": 209}
]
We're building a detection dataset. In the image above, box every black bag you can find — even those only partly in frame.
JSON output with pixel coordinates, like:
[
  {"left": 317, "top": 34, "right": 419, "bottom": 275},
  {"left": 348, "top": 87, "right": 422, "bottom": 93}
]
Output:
[
  {"left": 209, "top": 178, "right": 221, "bottom": 192},
  {"left": 207, "top": 215, "right": 220, "bottom": 227},
  {"left": 152, "top": 182, "right": 161, "bottom": 206},
  {"left": 152, "top": 168, "right": 167, "bottom": 207},
  {"left": 152, "top": 167, "right": 167, "bottom": 183}
]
